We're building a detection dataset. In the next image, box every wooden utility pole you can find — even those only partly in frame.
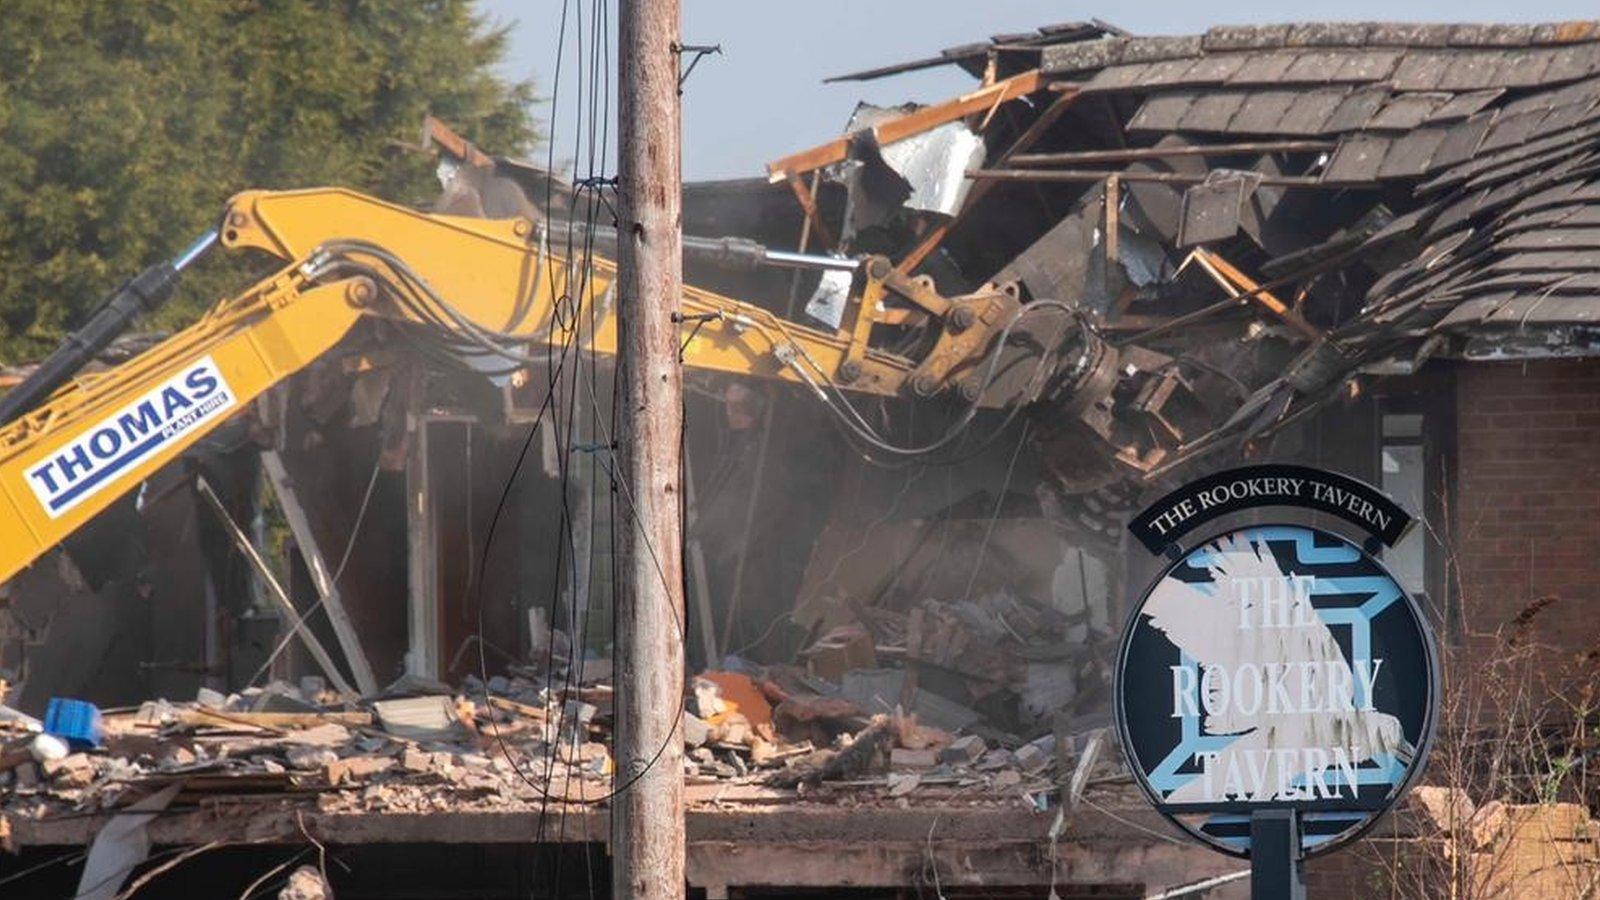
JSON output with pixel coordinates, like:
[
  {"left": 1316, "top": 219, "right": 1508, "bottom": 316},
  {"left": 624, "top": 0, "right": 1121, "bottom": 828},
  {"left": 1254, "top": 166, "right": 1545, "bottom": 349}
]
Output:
[{"left": 614, "top": 0, "right": 685, "bottom": 897}]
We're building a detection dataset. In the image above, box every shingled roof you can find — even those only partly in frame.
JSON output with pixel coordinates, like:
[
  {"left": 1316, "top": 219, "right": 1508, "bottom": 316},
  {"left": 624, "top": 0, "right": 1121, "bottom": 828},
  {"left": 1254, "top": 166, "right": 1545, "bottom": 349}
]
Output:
[{"left": 1029, "top": 22, "right": 1600, "bottom": 359}]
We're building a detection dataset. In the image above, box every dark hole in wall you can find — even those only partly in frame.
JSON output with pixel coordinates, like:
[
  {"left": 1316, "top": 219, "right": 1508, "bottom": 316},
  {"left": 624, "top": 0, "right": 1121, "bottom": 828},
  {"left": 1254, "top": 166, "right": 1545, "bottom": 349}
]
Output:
[
  {"left": 0, "top": 842, "right": 1145, "bottom": 898},
  {"left": 0, "top": 842, "right": 610, "bottom": 899}
]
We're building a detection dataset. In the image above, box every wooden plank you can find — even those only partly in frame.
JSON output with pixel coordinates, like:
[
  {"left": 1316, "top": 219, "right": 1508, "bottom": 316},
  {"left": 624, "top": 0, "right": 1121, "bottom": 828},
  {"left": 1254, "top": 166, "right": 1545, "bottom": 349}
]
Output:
[
  {"left": 766, "top": 70, "right": 1044, "bottom": 181},
  {"left": 261, "top": 450, "right": 379, "bottom": 695},
  {"left": 1190, "top": 248, "right": 1321, "bottom": 339},
  {"left": 196, "top": 478, "right": 358, "bottom": 697},
  {"left": 785, "top": 171, "right": 835, "bottom": 250},
  {"left": 485, "top": 695, "right": 549, "bottom": 720},
  {"left": 405, "top": 413, "right": 441, "bottom": 679},
  {"left": 177, "top": 708, "right": 373, "bottom": 729}
]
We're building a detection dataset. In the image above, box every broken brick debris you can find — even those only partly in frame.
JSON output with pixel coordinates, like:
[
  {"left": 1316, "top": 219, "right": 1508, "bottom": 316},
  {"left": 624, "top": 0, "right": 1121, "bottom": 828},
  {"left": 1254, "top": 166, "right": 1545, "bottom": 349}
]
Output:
[{"left": 0, "top": 648, "right": 1114, "bottom": 843}]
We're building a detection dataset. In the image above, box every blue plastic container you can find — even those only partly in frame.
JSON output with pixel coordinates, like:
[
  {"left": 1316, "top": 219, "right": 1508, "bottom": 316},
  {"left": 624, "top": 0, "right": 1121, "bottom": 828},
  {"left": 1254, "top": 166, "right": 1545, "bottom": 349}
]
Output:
[{"left": 44, "top": 697, "right": 103, "bottom": 751}]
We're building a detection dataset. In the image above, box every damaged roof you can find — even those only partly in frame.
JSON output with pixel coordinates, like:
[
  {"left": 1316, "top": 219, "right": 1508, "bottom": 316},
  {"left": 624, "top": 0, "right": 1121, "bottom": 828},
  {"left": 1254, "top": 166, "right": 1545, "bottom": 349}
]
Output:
[
  {"left": 773, "top": 20, "right": 1600, "bottom": 492},
  {"left": 1033, "top": 21, "right": 1600, "bottom": 357}
]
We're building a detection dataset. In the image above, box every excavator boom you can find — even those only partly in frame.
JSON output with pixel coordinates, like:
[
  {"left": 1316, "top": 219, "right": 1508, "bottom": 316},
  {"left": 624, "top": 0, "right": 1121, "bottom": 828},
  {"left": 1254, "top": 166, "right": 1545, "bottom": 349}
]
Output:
[{"left": 0, "top": 187, "right": 1031, "bottom": 585}]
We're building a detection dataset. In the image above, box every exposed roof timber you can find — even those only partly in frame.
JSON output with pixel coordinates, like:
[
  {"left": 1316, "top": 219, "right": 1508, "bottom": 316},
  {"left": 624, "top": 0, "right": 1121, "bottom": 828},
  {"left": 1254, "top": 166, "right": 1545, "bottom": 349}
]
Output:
[
  {"left": 766, "top": 70, "right": 1044, "bottom": 182},
  {"left": 967, "top": 168, "right": 1337, "bottom": 188},
  {"left": 775, "top": 17, "right": 1600, "bottom": 485}
]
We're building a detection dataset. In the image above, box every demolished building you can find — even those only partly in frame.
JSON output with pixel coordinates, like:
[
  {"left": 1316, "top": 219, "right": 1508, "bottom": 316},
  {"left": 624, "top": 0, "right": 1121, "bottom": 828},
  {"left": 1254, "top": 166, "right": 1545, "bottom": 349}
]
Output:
[{"left": 6, "top": 17, "right": 1600, "bottom": 898}]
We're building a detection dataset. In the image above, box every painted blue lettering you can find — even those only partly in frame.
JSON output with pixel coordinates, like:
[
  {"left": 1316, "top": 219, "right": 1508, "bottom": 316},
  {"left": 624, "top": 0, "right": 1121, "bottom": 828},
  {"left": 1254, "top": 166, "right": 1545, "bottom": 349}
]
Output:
[
  {"left": 184, "top": 366, "right": 219, "bottom": 400},
  {"left": 28, "top": 462, "right": 60, "bottom": 494},
  {"left": 88, "top": 428, "right": 123, "bottom": 459},
  {"left": 160, "top": 386, "right": 194, "bottom": 418},
  {"left": 56, "top": 445, "right": 93, "bottom": 483},
  {"left": 116, "top": 400, "right": 162, "bottom": 441}
]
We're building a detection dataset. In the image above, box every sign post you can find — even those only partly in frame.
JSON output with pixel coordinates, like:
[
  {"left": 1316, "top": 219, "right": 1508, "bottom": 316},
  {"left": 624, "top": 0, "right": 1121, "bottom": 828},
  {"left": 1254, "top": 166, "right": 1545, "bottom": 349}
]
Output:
[
  {"left": 1114, "top": 466, "right": 1439, "bottom": 895},
  {"left": 1251, "top": 808, "right": 1303, "bottom": 899}
]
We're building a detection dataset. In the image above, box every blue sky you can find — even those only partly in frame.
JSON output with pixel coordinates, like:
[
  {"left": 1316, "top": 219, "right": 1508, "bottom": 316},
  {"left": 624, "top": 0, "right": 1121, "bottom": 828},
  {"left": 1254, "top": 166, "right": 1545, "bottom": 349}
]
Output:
[{"left": 478, "top": 0, "right": 1597, "bottom": 180}]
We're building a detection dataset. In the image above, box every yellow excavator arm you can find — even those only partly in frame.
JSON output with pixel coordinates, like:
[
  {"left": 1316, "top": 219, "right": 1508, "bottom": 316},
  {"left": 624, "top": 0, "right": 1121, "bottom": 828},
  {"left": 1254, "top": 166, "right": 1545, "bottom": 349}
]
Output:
[{"left": 0, "top": 187, "right": 1035, "bottom": 585}]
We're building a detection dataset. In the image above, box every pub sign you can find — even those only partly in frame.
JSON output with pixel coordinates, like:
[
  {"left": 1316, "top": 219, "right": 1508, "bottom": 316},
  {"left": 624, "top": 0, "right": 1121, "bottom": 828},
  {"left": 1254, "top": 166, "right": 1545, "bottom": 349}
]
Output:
[{"left": 1115, "top": 466, "right": 1439, "bottom": 862}]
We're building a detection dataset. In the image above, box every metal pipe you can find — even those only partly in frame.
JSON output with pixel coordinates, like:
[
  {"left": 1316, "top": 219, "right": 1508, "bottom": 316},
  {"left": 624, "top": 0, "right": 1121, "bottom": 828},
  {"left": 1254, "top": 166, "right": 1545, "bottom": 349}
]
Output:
[
  {"left": 1008, "top": 141, "right": 1335, "bottom": 167},
  {"left": 759, "top": 249, "right": 859, "bottom": 271},
  {"left": 550, "top": 220, "right": 857, "bottom": 273},
  {"left": 0, "top": 230, "right": 220, "bottom": 425},
  {"left": 173, "top": 229, "right": 220, "bottom": 271}
]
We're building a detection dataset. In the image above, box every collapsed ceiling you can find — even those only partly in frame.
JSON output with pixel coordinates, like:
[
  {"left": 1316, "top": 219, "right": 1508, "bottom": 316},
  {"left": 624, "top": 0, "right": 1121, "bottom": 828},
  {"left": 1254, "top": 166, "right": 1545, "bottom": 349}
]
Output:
[{"left": 767, "top": 20, "right": 1600, "bottom": 507}]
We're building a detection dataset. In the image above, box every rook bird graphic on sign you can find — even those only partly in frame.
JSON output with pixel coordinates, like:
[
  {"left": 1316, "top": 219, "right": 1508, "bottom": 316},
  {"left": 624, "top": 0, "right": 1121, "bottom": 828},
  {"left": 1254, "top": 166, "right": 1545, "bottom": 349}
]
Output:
[{"left": 1143, "top": 535, "right": 1413, "bottom": 805}]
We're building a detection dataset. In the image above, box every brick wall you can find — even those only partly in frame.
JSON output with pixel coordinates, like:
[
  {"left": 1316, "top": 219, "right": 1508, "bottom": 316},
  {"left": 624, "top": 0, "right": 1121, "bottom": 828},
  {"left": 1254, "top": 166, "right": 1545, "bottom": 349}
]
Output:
[{"left": 1456, "top": 359, "right": 1600, "bottom": 652}]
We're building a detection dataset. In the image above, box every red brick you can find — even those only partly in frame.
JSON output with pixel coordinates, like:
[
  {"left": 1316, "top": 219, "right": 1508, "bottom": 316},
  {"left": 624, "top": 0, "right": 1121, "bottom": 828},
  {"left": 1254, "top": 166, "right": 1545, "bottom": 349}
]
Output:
[{"left": 1456, "top": 360, "right": 1600, "bottom": 667}]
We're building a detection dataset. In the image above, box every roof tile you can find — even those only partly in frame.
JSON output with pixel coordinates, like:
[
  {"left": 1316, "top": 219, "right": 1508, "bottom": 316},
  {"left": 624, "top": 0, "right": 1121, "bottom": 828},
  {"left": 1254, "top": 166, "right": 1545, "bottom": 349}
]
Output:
[
  {"left": 1118, "top": 35, "right": 1204, "bottom": 64},
  {"left": 1285, "top": 23, "right": 1376, "bottom": 47},
  {"left": 1323, "top": 133, "right": 1392, "bottom": 182},
  {"left": 1435, "top": 51, "right": 1512, "bottom": 91},
  {"left": 1127, "top": 92, "right": 1200, "bottom": 132},
  {"left": 1426, "top": 89, "right": 1505, "bottom": 123},
  {"left": 1368, "top": 93, "right": 1450, "bottom": 130},
  {"left": 1226, "top": 52, "right": 1300, "bottom": 85},
  {"left": 1391, "top": 51, "right": 1456, "bottom": 90},
  {"left": 1040, "top": 37, "right": 1128, "bottom": 75},
  {"left": 1323, "top": 86, "right": 1393, "bottom": 133},
  {"left": 1448, "top": 24, "right": 1537, "bottom": 47},
  {"left": 1202, "top": 24, "right": 1293, "bottom": 52},
  {"left": 1177, "top": 91, "right": 1250, "bottom": 132}
]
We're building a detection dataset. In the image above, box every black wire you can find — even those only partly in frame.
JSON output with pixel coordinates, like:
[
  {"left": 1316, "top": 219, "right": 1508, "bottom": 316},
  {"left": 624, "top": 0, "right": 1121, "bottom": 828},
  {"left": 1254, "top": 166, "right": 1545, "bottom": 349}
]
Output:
[
  {"left": 0, "top": 849, "right": 88, "bottom": 892},
  {"left": 548, "top": 8, "right": 584, "bottom": 883},
  {"left": 280, "top": 9, "right": 1095, "bottom": 861},
  {"left": 325, "top": 217, "right": 673, "bottom": 808},
  {"left": 576, "top": 8, "right": 610, "bottom": 894},
  {"left": 525, "top": 0, "right": 580, "bottom": 847},
  {"left": 415, "top": 0, "right": 682, "bottom": 866},
  {"left": 431, "top": 0, "right": 590, "bottom": 859}
]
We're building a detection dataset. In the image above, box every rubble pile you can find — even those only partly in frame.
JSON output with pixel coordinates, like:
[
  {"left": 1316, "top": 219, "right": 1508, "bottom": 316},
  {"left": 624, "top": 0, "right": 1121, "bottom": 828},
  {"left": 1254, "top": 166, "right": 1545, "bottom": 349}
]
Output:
[
  {"left": 797, "top": 589, "right": 1113, "bottom": 751},
  {"left": 1, "top": 673, "right": 626, "bottom": 820},
  {"left": 1394, "top": 787, "right": 1600, "bottom": 896},
  {"left": 0, "top": 656, "right": 1126, "bottom": 828}
]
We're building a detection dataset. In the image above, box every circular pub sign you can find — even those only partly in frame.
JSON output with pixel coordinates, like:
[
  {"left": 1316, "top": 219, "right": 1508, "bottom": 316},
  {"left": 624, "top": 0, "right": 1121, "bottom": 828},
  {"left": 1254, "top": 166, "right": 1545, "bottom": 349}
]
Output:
[{"left": 1116, "top": 521, "right": 1438, "bottom": 857}]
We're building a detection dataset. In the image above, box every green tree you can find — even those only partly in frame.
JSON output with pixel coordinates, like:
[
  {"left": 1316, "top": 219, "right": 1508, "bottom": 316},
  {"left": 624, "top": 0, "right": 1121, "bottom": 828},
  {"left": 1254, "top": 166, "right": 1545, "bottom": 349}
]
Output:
[{"left": 0, "top": 0, "right": 536, "bottom": 362}]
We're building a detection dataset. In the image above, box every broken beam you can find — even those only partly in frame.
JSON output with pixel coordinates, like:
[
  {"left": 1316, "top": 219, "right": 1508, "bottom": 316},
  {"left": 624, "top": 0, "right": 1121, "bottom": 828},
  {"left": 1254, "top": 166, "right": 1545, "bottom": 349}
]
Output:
[
  {"left": 1189, "top": 248, "right": 1322, "bottom": 340},
  {"left": 261, "top": 450, "right": 379, "bottom": 695},
  {"left": 195, "top": 477, "right": 358, "bottom": 697},
  {"left": 1009, "top": 141, "right": 1335, "bottom": 167},
  {"left": 784, "top": 171, "right": 836, "bottom": 250},
  {"left": 766, "top": 70, "right": 1045, "bottom": 182}
]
